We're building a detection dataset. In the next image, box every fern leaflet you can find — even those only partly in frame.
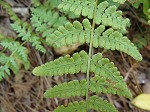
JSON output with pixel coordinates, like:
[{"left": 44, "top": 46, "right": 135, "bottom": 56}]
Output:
[
  {"left": 33, "top": 50, "right": 125, "bottom": 82},
  {"left": 0, "top": 38, "right": 29, "bottom": 80},
  {"left": 0, "top": 1, "right": 45, "bottom": 53},
  {"left": 30, "top": 6, "right": 68, "bottom": 39},
  {"left": 54, "top": 96, "right": 117, "bottom": 112},
  {"left": 11, "top": 23, "right": 45, "bottom": 53},
  {"left": 33, "top": 51, "right": 88, "bottom": 76},
  {"left": 47, "top": 19, "right": 142, "bottom": 61},
  {"left": 44, "top": 76, "right": 131, "bottom": 99},
  {"left": 34, "top": 51, "right": 131, "bottom": 98},
  {"left": 58, "top": 1, "right": 130, "bottom": 32}
]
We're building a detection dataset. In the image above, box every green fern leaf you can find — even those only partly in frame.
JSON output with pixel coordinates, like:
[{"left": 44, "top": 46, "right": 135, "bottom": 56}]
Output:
[
  {"left": 93, "top": 27, "right": 142, "bottom": 61},
  {"left": 30, "top": 6, "right": 68, "bottom": 39},
  {"left": 0, "top": 54, "right": 19, "bottom": 75},
  {"left": 0, "top": 53, "right": 8, "bottom": 64},
  {"left": 58, "top": 0, "right": 95, "bottom": 18},
  {"left": 90, "top": 76, "right": 132, "bottom": 98},
  {"left": 47, "top": 19, "right": 142, "bottom": 61},
  {"left": 44, "top": 79, "right": 87, "bottom": 98},
  {"left": 0, "top": 66, "right": 9, "bottom": 80},
  {"left": 0, "top": 39, "right": 30, "bottom": 79},
  {"left": 88, "top": 96, "right": 117, "bottom": 112},
  {"left": 33, "top": 51, "right": 88, "bottom": 76},
  {"left": 96, "top": 1, "right": 130, "bottom": 32},
  {"left": 90, "top": 51, "right": 123, "bottom": 82},
  {"left": 11, "top": 23, "right": 45, "bottom": 53},
  {"left": 33, "top": 50, "right": 123, "bottom": 78},
  {"left": 58, "top": 1, "right": 129, "bottom": 32},
  {"left": 44, "top": 76, "right": 131, "bottom": 98},
  {"left": 46, "top": 19, "right": 91, "bottom": 47},
  {"left": 54, "top": 96, "right": 117, "bottom": 112}
]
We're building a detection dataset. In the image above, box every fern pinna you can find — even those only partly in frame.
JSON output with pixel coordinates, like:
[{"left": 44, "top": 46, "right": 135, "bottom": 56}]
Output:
[
  {"left": 0, "top": 35, "right": 29, "bottom": 80},
  {"left": 33, "top": 0, "right": 142, "bottom": 112}
]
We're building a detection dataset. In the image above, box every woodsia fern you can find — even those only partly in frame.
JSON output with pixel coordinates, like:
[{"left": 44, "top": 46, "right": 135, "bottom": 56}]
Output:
[{"left": 33, "top": 0, "right": 142, "bottom": 111}]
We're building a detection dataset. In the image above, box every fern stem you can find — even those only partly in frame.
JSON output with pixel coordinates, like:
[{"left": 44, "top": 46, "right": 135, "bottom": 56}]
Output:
[{"left": 85, "top": 0, "right": 98, "bottom": 110}]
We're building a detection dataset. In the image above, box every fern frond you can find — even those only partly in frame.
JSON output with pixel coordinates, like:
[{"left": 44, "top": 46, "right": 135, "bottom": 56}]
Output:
[
  {"left": 58, "top": 0, "right": 95, "bottom": 18},
  {"left": 33, "top": 50, "right": 122, "bottom": 79},
  {"left": 46, "top": 19, "right": 91, "bottom": 47},
  {"left": 0, "top": 66, "right": 10, "bottom": 80},
  {"left": 33, "top": 51, "right": 88, "bottom": 76},
  {"left": 88, "top": 96, "right": 117, "bottom": 112},
  {"left": 93, "top": 27, "right": 142, "bottom": 61},
  {"left": 90, "top": 76, "right": 132, "bottom": 98},
  {"left": 0, "top": 1, "right": 45, "bottom": 53},
  {"left": 33, "top": 50, "right": 123, "bottom": 78},
  {"left": 44, "top": 76, "right": 131, "bottom": 98},
  {"left": 11, "top": 23, "right": 45, "bottom": 53},
  {"left": 44, "top": 79, "right": 86, "bottom": 98},
  {"left": 54, "top": 96, "right": 117, "bottom": 112},
  {"left": 47, "top": 19, "right": 142, "bottom": 61},
  {"left": 30, "top": 6, "right": 68, "bottom": 39},
  {"left": 90, "top": 53, "right": 122, "bottom": 82},
  {"left": 58, "top": 1, "right": 129, "bottom": 32},
  {"left": 96, "top": 1, "right": 130, "bottom": 32},
  {"left": 0, "top": 53, "right": 19, "bottom": 75},
  {"left": 0, "top": 40, "right": 29, "bottom": 65},
  {"left": 0, "top": 39, "right": 30, "bottom": 80}
]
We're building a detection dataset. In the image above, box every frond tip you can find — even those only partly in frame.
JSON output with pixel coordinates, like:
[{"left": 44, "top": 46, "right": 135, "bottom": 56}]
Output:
[
  {"left": 54, "top": 96, "right": 117, "bottom": 112},
  {"left": 58, "top": 1, "right": 130, "bottom": 32}
]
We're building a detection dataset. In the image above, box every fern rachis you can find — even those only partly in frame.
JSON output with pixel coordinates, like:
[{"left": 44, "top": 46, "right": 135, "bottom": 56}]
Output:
[{"left": 32, "top": 0, "right": 142, "bottom": 111}]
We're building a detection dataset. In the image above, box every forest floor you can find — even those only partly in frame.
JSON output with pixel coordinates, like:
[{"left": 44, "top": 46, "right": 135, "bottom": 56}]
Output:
[{"left": 0, "top": 0, "right": 150, "bottom": 112}]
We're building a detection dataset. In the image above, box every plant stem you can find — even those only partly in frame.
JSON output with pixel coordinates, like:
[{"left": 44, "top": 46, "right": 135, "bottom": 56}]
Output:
[{"left": 86, "top": 0, "right": 98, "bottom": 110}]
